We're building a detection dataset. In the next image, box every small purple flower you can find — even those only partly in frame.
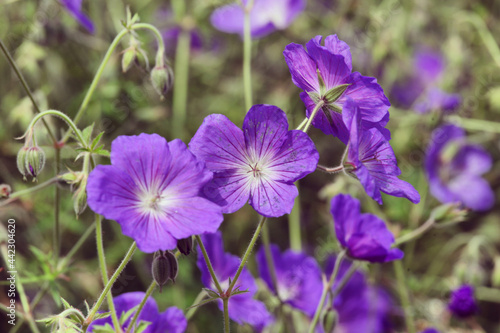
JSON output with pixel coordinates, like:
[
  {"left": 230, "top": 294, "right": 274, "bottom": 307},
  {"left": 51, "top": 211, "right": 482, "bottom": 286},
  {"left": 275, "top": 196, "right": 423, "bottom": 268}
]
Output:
[
  {"left": 420, "top": 329, "right": 440, "bottom": 333},
  {"left": 211, "top": 0, "right": 305, "bottom": 39},
  {"left": 425, "top": 124, "right": 494, "bottom": 211},
  {"left": 196, "top": 231, "right": 273, "bottom": 328},
  {"left": 61, "top": 0, "right": 94, "bottom": 33},
  {"left": 284, "top": 35, "right": 390, "bottom": 143},
  {"left": 163, "top": 27, "right": 204, "bottom": 54},
  {"left": 448, "top": 284, "right": 478, "bottom": 318},
  {"left": 343, "top": 99, "right": 420, "bottom": 204},
  {"left": 324, "top": 257, "right": 393, "bottom": 333},
  {"left": 256, "top": 245, "right": 322, "bottom": 316},
  {"left": 88, "top": 291, "right": 187, "bottom": 333},
  {"left": 86, "top": 134, "right": 224, "bottom": 253},
  {"left": 189, "top": 104, "right": 319, "bottom": 217},
  {"left": 331, "top": 194, "right": 404, "bottom": 263},
  {"left": 391, "top": 49, "right": 460, "bottom": 113}
]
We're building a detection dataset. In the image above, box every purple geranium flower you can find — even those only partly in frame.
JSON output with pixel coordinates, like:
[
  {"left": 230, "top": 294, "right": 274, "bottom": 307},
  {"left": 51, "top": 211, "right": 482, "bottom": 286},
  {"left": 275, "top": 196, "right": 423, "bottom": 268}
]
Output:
[
  {"left": 342, "top": 99, "right": 420, "bottom": 204},
  {"left": 425, "top": 124, "right": 494, "bottom": 211},
  {"left": 189, "top": 104, "right": 319, "bottom": 217},
  {"left": 87, "top": 134, "right": 224, "bottom": 253},
  {"left": 448, "top": 284, "right": 478, "bottom": 318},
  {"left": 196, "top": 231, "right": 273, "bottom": 328},
  {"left": 256, "top": 245, "right": 322, "bottom": 316},
  {"left": 420, "top": 329, "right": 440, "bottom": 333},
  {"left": 330, "top": 194, "right": 403, "bottom": 263},
  {"left": 88, "top": 291, "right": 187, "bottom": 333},
  {"left": 323, "top": 256, "right": 393, "bottom": 333},
  {"left": 211, "top": 0, "right": 305, "bottom": 39},
  {"left": 284, "top": 35, "right": 390, "bottom": 143},
  {"left": 61, "top": 0, "right": 94, "bottom": 33},
  {"left": 391, "top": 49, "right": 460, "bottom": 113}
]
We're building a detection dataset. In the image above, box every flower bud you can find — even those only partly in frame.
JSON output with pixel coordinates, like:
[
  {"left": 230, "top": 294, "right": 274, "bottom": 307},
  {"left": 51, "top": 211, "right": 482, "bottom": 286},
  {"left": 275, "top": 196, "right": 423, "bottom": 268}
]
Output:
[
  {"left": 151, "top": 250, "right": 178, "bottom": 292},
  {"left": 17, "top": 146, "right": 46, "bottom": 181},
  {"left": 177, "top": 237, "right": 193, "bottom": 256},
  {"left": 121, "top": 47, "right": 137, "bottom": 73},
  {"left": 73, "top": 176, "right": 88, "bottom": 217},
  {"left": 0, "top": 184, "right": 11, "bottom": 198},
  {"left": 150, "top": 64, "right": 174, "bottom": 97}
]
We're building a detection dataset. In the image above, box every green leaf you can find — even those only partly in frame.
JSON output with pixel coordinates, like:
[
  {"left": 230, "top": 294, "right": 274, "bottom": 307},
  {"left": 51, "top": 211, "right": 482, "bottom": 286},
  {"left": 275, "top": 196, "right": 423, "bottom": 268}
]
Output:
[
  {"left": 135, "top": 320, "right": 152, "bottom": 333},
  {"left": 91, "top": 132, "right": 105, "bottom": 150},
  {"left": 230, "top": 288, "right": 250, "bottom": 296},
  {"left": 119, "top": 304, "right": 140, "bottom": 325},
  {"left": 94, "top": 148, "right": 111, "bottom": 158},
  {"left": 94, "top": 311, "right": 111, "bottom": 320},
  {"left": 185, "top": 297, "right": 220, "bottom": 310},
  {"left": 203, "top": 288, "right": 220, "bottom": 299}
]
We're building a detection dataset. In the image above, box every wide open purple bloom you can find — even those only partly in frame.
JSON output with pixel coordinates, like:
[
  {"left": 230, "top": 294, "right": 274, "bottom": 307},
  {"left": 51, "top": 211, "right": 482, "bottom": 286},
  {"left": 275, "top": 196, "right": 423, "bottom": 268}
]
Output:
[
  {"left": 343, "top": 99, "right": 420, "bottom": 204},
  {"left": 323, "top": 256, "right": 393, "bottom": 333},
  {"left": 425, "top": 124, "right": 494, "bottom": 211},
  {"left": 256, "top": 245, "right": 322, "bottom": 316},
  {"left": 448, "top": 284, "right": 478, "bottom": 318},
  {"left": 284, "top": 35, "right": 390, "bottom": 143},
  {"left": 189, "top": 104, "right": 319, "bottom": 217},
  {"left": 88, "top": 292, "right": 187, "bottom": 333},
  {"left": 391, "top": 49, "right": 460, "bottom": 113},
  {"left": 61, "top": 0, "right": 94, "bottom": 33},
  {"left": 196, "top": 231, "right": 273, "bottom": 328},
  {"left": 211, "top": 0, "right": 305, "bottom": 39},
  {"left": 331, "top": 194, "right": 403, "bottom": 263},
  {"left": 87, "top": 133, "right": 224, "bottom": 253}
]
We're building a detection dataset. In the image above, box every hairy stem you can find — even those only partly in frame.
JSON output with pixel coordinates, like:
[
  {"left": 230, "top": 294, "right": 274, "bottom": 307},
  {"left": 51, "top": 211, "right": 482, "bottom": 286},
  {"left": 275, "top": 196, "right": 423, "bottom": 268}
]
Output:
[
  {"left": 302, "top": 100, "right": 325, "bottom": 133},
  {"left": 394, "top": 260, "right": 416, "bottom": 333},
  {"left": 242, "top": 0, "right": 254, "bottom": 110},
  {"left": 126, "top": 281, "right": 157, "bottom": 333},
  {"left": 195, "top": 235, "right": 223, "bottom": 294}
]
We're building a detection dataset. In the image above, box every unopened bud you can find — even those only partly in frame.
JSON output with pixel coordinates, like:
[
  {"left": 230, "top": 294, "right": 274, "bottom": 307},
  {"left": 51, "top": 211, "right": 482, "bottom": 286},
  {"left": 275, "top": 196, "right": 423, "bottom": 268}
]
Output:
[
  {"left": 177, "top": 237, "right": 193, "bottom": 256},
  {"left": 150, "top": 64, "right": 174, "bottom": 97},
  {"left": 122, "top": 47, "right": 137, "bottom": 73},
  {"left": 17, "top": 146, "right": 46, "bottom": 181},
  {"left": 73, "top": 176, "right": 88, "bottom": 217},
  {"left": 152, "top": 250, "right": 178, "bottom": 292},
  {"left": 430, "top": 203, "right": 467, "bottom": 224},
  {"left": 0, "top": 184, "right": 11, "bottom": 198}
]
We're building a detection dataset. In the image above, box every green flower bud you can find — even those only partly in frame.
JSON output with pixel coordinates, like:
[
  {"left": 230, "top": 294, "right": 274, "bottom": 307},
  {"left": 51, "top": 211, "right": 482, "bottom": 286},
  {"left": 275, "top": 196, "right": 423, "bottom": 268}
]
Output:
[
  {"left": 152, "top": 250, "right": 178, "bottom": 292},
  {"left": 150, "top": 64, "right": 174, "bottom": 97},
  {"left": 177, "top": 237, "right": 193, "bottom": 256},
  {"left": 0, "top": 184, "right": 11, "bottom": 198},
  {"left": 121, "top": 47, "right": 137, "bottom": 73},
  {"left": 73, "top": 176, "right": 88, "bottom": 217},
  {"left": 17, "top": 146, "right": 46, "bottom": 181}
]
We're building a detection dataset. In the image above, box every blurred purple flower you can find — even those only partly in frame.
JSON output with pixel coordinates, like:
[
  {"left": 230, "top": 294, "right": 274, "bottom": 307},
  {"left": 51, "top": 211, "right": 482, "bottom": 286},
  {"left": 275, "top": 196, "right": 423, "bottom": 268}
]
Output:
[
  {"left": 163, "top": 27, "right": 203, "bottom": 53},
  {"left": 448, "top": 284, "right": 478, "bottom": 318},
  {"left": 391, "top": 49, "right": 460, "bottom": 113},
  {"left": 331, "top": 194, "right": 404, "bottom": 263},
  {"left": 61, "top": 0, "right": 94, "bottom": 33},
  {"left": 323, "top": 256, "right": 394, "bottom": 333},
  {"left": 196, "top": 231, "right": 273, "bottom": 328},
  {"left": 88, "top": 292, "right": 187, "bottom": 333},
  {"left": 425, "top": 124, "right": 494, "bottom": 211},
  {"left": 343, "top": 99, "right": 420, "bottom": 204},
  {"left": 211, "top": 0, "right": 305, "bottom": 38},
  {"left": 189, "top": 104, "right": 319, "bottom": 217},
  {"left": 86, "top": 134, "right": 224, "bottom": 253},
  {"left": 256, "top": 245, "right": 322, "bottom": 316},
  {"left": 420, "top": 329, "right": 440, "bottom": 333},
  {"left": 284, "top": 35, "right": 390, "bottom": 143}
]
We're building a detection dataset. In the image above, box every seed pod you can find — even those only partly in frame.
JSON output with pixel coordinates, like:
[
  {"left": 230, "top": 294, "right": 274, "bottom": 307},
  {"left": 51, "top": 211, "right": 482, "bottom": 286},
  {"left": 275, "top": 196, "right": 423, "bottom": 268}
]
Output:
[
  {"left": 16, "top": 146, "right": 30, "bottom": 181},
  {"left": 121, "top": 47, "right": 137, "bottom": 73},
  {"left": 26, "top": 146, "right": 46, "bottom": 180},
  {"left": 177, "top": 237, "right": 193, "bottom": 256},
  {"left": 151, "top": 250, "right": 178, "bottom": 292}
]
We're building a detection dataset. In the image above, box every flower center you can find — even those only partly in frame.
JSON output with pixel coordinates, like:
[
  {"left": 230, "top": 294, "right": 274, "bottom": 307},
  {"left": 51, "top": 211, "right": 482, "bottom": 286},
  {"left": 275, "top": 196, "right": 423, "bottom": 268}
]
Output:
[{"left": 247, "top": 162, "right": 262, "bottom": 178}]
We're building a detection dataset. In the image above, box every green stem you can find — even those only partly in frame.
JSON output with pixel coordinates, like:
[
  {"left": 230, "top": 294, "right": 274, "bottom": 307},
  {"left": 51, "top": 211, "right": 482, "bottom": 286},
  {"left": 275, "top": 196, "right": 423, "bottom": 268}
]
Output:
[
  {"left": 185, "top": 290, "right": 206, "bottom": 320},
  {"left": 394, "top": 260, "right": 415, "bottom": 333},
  {"left": 227, "top": 216, "right": 267, "bottom": 293},
  {"left": 131, "top": 23, "right": 166, "bottom": 63},
  {"left": 394, "top": 217, "right": 435, "bottom": 246},
  {"left": 83, "top": 242, "right": 137, "bottom": 331},
  {"left": 59, "top": 223, "right": 96, "bottom": 269},
  {"left": 331, "top": 262, "right": 360, "bottom": 298},
  {"left": 289, "top": 182, "right": 302, "bottom": 251},
  {"left": 242, "top": 0, "right": 254, "bottom": 110},
  {"left": 446, "top": 115, "right": 500, "bottom": 134},
  {"left": 223, "top": 297, "right": 230, "bottom": 333},
  {"left": 302, "top": 100, "right": 325, "bottom": 133},
  {"left": 261, "top": 223, "right": 280, "bottom": 296},
  {"left": 0, "top": 177, "right": 59, "bottom": 207},
  {"left": 95, "top": 215, "right": 121, "bottom": 331},
  {"left": 295, "top": 117, "right": 308, "bottom": 131},
  {"left": 171, "top": 24, "right": 191, "bottom": 140},
  {"left": 195, "top": 235, "right": 223, "bottom": 294},
  {"left": 316, "top": 164, "right": 344, "bottom": 173},
  {"left": 24, "top": 110, "right": 87, "bottom": 148},
  {"left": 126, "top": 281, "right": 157, "bottom": 333},
  {"left": 62, "top": 29, "right": 129, "bottom": 143},
  {"left": 308, "top": 250, "right": 345, "bottom": 333},
  {"left": 53, "top": 149, "right": 61, "bottom": 266},
  {"left": 0, "top": 38, "right": 57, "bottom": 144}
]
